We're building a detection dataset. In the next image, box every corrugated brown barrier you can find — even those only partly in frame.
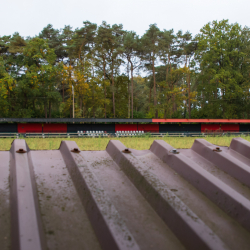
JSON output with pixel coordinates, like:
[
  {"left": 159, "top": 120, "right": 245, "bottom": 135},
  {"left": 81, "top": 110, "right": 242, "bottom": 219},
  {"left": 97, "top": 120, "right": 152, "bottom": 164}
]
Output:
[{"left": 1, "top": 138, "right": 250, "bottom": 250}]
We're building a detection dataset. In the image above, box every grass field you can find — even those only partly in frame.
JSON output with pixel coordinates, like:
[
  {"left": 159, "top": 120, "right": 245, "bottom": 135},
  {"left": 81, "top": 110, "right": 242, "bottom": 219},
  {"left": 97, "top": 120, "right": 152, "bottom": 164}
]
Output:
[{"left": 0, "top": 135, "right": 249, "bottom": 151}]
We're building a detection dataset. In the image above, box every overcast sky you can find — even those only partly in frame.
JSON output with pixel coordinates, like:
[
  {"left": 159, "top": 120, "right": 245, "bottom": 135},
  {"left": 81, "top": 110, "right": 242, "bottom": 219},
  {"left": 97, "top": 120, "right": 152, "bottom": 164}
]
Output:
[{"left": 1, "top": 0, "right": 249, "bottom": 38}]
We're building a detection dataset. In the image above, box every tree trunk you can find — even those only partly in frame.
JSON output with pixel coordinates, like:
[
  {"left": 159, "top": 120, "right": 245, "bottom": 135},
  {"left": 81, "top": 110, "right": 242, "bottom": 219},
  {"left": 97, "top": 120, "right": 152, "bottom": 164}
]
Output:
[
  {"left": 168, "top": 55, "right": 173, "bottom": 118},
  {"left": 72, "top": 87, "right": 74, "bottom": 119},
  {"left": 222, "top": 88, "right": 225, "bottom": 117},
  {"left": 149, "top": 87, "right": 151, "bottom": 112},
  {"left": 92, "top": 66, "right": 95, "bottom": 118},
  {"left": 152, "top": 58, "right": 158, "bottom": 118},
  {"left": 166, "top": 53, "right": 171, "bottom": 86},
  {"left": 215, "top": 80, "right": 218, "bottom": 100},
  {"left": 170, "top": 71, "right": 175, "bottom": 115},
  {"left": 187, "top": 73, "right": 191, "bottom": 118},
  {"left": 168, "top": 54, "right": 172, "bottom": 86},
  {"left": 24, "top": 94, "right": 28, "bottom": 109},
  {"left": 103, "top": 57, "right": 106, "bottom": 119},
  {"left": 92, "top": 86, "right": 95, "bottom": 117},
  {"left": 130, "top": 61, "right": 134, "bottom": 119},
  {"left": 172, "top": 94, "right": 175, "bottom": 114},
  {"left": 127, "top": 62, "right": 130, "bottom": 118},
  {"left": 49, "top": 100, "right": 51, "bottom": 118},
  {"left": 79, "top": 42, "right": 85, "bottom": 72},
  {"left": 63, "top": 82, "right": 64, "bottom": 103},
  {"left": 83, "top": 106, "right": 85, "bottom": 118},
  {"left": 202, "top": 91, "right": 204, "bottom": 108},
  {"left": 111, "top": 57, "right": 115, "bottom": 118},
  {"left": 166, "top": 65, "right": 168, "bottom": 85},
  {"left": 80, "top": 98, "right": 83, "bottom": 117},
  {"left": 44, "top": 101, "right": 47, "bottom": 118},
  {"left": 201, "top": 78, "right": 204, "bottom": 108}
]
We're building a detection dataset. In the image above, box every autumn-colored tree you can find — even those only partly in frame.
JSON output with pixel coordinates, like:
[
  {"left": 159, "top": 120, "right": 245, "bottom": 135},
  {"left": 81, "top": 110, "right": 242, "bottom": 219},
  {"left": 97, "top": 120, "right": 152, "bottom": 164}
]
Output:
[
  {"left": 20, "top": 37, "right": 62, "bottom": 118},
  {"left": 1, "top": 19, "right": 250, "bottom": 120}
]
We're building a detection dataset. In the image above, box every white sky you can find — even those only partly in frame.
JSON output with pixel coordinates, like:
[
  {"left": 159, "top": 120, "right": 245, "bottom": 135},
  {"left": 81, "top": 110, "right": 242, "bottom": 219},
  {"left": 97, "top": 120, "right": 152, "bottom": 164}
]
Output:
[{"left": 1, "top": 0, "right": 250, "bottom": 38}]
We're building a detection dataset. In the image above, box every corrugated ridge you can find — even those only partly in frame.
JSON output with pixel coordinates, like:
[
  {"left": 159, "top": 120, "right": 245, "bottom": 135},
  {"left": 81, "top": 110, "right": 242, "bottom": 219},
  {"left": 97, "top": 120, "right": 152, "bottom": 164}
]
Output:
[
  {"left": 3, "top": 138, "right": 250, "bottom": 250},
  {"left": 81, "top": 150, "right": 185, "bottom": 250},
  {"left": 106, "top": 140, "right": 229, "bottom": 250},
  {"left": 9, "top": 139, "right": 46, "bottom": 250},
  {"left": 191, "top": 139, "right": 250, "bottom": 188},
  {"left": 59, "top": 141, "right": 140, "bottom": 250},
  {"left": 150, "top": 140, "right": 250, "bottom": 232},
  {"left": 31, "top": 149, "right": 102, "bottom": 250},
  {"left": 229, "top": 137, "right": 250, "bottom": 160},
  {"left": 0, "top": 151, "right": 11, "bottom": 250}
]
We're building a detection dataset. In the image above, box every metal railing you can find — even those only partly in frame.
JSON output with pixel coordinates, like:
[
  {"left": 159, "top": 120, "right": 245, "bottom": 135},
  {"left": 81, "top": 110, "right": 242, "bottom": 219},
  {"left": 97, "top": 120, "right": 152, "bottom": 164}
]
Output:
[{"left": 0, "top": 131, "right": 250, "bottom": 138}]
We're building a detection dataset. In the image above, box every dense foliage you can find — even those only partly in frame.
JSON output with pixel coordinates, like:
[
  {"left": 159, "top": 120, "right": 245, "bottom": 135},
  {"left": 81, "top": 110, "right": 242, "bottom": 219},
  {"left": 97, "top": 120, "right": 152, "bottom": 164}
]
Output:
[{"left": 1, "top": 19, "right": 250, "bottom": 119}]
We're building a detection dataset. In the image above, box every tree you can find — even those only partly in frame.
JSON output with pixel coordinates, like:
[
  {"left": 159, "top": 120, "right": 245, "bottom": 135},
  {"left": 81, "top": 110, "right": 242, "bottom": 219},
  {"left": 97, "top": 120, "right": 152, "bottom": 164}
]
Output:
[
  {"left": 176, "top": 31, "right": 197, "bottom": 118},
  {"left": 0, "top": 56, "right": 15, "bottom": 116},
  {"left": 106, "top": 23, "right": 124, "bottom": 118},
  {"left": 123, "top": 31, "right": 142, "bottom": 118},
  {"left": 20, "top": 37, "right": 62, "bottom": 118},
  {"left": 0, "top": 33, "right": 26, "bottom": 116},
  {"left": 72, "top": 21, "right": 97, "bottom": 115},
  {"left": 159, "top": 29, "right": 176, "bottom": 117},
  {"left": 39, "top": 24, "right": 67, "bottom": 62},
  {"left": 141, "top": 24, "right": 162, "bottom": 118},
  {"left": 95, "top": 22, "right": 111, "bottom": 118},
  {"left": 195, "top": 20, "right": 250, "bottom": 118},
  {"left": 73, "top": 21, "right": 97, "bottom": 67},
  {"left": 0, "top": 19, "right": 250, "bottom": 119},
  {"left": 61, "top": 25, "right": 75, "bottom": 103}
]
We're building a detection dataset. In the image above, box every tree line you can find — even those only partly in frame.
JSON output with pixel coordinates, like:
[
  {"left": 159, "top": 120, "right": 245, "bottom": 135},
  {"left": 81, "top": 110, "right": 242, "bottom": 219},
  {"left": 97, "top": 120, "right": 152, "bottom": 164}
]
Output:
[{"left": 0, "top": 19, "right": 250, "bottom": 119}]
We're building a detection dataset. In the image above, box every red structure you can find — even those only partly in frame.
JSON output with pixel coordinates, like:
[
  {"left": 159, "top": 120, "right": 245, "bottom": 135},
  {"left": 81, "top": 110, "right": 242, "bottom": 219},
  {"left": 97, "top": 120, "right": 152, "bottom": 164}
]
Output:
[
  {"left": 43, "top": 124, "right": 67, "bottom": 133},
  {"left": 18, "top": 123, "right": 42, "bottom": 133},
  {"left": 2, "top": 119, "right": 250, "bottom": 133}
]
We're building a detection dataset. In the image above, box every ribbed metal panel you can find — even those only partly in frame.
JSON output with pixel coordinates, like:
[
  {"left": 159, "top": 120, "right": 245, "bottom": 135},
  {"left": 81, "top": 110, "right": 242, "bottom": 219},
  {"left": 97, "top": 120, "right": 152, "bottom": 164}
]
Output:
[
  {"left": 0, "top": 118, "right": 152, "bottom": 123},
  {"left": 1, "top": 118, "right": 250, "bottom": 123},
  {"left": 153, "top": 119, "right": 250, "bottom": 123},
  {"left": 1, "top": 138, "right": 250, "bottom": 250}
]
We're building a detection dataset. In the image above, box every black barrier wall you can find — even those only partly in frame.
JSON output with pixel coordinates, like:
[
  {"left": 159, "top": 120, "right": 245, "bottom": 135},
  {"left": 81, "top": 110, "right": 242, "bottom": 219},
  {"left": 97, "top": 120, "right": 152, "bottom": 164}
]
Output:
[
  {"left": 159, "top": 124, "right": 201, "bottom": 132},
  {"left": 1, "top": 122, "right": 248, "bottom": 133},
  {"left": 0, "top": 123, "right": 18, "bottom": 132},
  {"left": 239, "top": 124, "right": 250, "bottom": 132}
]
